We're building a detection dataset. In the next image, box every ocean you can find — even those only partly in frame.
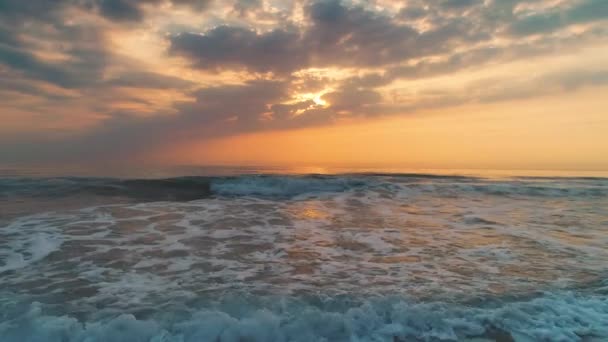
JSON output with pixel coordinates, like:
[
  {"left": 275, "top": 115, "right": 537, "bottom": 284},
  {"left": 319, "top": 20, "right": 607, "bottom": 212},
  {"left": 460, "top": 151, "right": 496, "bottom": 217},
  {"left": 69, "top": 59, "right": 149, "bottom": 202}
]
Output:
[{"left": 1, "top": 166, "right": 607, "bottom": 341}]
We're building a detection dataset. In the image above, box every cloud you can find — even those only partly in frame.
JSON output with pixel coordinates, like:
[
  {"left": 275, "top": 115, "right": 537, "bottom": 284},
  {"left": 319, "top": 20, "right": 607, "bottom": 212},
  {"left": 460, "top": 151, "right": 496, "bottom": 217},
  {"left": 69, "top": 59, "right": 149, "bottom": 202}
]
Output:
[
  {"left": 0, "top": 40, "right": 108, "bottom": 89},
  {"left": 0, "top": 72, "right": 74, "bottom": 102},
  {"left": 232, "top": 0, "right": 262, "bottom": 17},
  {"left": 1, "top": 0, "right": 608, "bottom": 164},
  {"left": 0, "top": 75, "right": 340, "bottom": 163},
  {"left": 171, "top": 0, "right": 488, "bottom": 74},
  {"left": 96, "top": 0, "right": 213, "bottom": 21},
  {"left": 170, "top": 0, "right": 213, "bottom": 11},
  {"left": 105, "top": 71, "right": 196, "bottom": 89},
  {"left": 323, "top": 86, "right": 383, "bottom": 115},
  {"left": 0, "top": 0, "right": 110, "bottom": 89},
  {"left": 439, "top": 0, "right": 481, "bottom": 10},
  {"left": 7, "top": 60, "right": 607, "bottom": 164},
  {"left": 97, "top": 0, "right": 149, "bottom": 22},
  {"left": 509, "top": 0, "right": 608, "bottom": 36},
  {"left": 170, "top": 26, "right": 306, "bottom": 74},
  {"left": 473, "top": 68, "right": 608, "bottom": 103}
]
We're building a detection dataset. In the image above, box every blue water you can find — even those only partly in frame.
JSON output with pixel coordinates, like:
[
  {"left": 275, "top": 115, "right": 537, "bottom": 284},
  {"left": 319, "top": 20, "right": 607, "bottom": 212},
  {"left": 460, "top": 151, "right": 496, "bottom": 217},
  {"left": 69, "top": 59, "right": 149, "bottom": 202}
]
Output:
[{"left": 1, "top": 168, "right": 607, "bottom": 341}]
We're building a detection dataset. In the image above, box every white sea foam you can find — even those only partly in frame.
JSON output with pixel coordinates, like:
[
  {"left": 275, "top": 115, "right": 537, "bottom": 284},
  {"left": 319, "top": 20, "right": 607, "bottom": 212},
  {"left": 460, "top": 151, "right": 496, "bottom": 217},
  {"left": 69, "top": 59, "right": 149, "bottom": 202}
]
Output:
[
  {"left": 1, "top": 292, "right": 607, "bottom": 341},
  {"left": 1, "top": 175, "right": 607, "bottom": 340},
  {"left": 0, "top": 216, "right": 64, "bottom": 273},
  {"left": 2, "top": 181, "right": 607, "bottom": 304}
]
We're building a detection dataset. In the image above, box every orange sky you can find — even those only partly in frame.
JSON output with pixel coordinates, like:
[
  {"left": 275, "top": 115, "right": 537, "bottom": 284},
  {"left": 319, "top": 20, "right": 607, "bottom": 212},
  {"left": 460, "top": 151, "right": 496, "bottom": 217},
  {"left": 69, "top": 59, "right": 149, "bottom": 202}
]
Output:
[
  {"left": 1, "top": 0, "right": 607, "bottom": 170},
  {"left": 162, "top": 85, "right": 608, "bottom": 170}
]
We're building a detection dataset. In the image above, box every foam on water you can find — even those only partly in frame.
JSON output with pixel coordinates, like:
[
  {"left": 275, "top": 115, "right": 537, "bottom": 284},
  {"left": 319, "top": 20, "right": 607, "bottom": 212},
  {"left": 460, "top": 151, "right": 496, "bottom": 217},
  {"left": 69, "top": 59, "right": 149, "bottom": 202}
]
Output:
[
  {"left": 1, "top": 174, "right": 608, "bottom": 340},
  {"left": 1, "top": 292, "right": 607, "bottom": 341},
  {"left": 0, "top": 216, "right": 64, "bottom": 273}
]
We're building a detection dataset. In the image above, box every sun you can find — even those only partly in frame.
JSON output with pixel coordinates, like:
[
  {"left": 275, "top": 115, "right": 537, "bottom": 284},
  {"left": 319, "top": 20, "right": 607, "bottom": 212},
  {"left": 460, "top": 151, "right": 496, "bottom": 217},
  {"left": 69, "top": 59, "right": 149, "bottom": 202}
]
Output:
[
  {"left": 292, "top": 89, "right": 332, "bottom": 108},
  {"left": 312, "top": 94, "right": 327, "bottom": 106}
]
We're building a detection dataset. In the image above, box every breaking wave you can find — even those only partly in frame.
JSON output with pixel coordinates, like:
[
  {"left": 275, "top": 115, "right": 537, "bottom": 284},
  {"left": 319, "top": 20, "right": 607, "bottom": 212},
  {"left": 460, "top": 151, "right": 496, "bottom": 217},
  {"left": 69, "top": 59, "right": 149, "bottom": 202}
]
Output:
[
  {"left": 2, "top": 171, "right": 608, "bottom": 341},
  {"left": 1, "top": 292, "right": 607, "bottom": 341},
  {"left": 1, "top": 174, "right": 607, "bottom": 200}
]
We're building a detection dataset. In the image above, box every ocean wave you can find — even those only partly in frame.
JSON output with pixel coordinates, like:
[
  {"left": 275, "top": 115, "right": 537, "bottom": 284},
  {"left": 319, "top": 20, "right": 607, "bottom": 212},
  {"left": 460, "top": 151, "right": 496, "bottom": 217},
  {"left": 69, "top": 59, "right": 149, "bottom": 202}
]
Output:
[
  {"left": 209, "top": 175, "right": 370, "bottom": 197},
  {"left": 0, "top": 215, "right": 64, "bottom": 273},
  {"left": 0, "top": 233, "right": 62, "bottom": 273},
  {"left": 2, "top": 194, "right": 606, "bottom": 306},
  {"left": 0, "top": 177, "right": 212, "bottom": 201},
  {"left": 1, "top": 292, "right": 607, "bottom": 341},
  {"left": 418, "top": 182, "right": 608, "bottom": 198},
  {"left": 2, "top": 172, "right": 608, "bottom": 341},
  {"left": 1, "top": 174, "right": 607, "bottom": 201}
]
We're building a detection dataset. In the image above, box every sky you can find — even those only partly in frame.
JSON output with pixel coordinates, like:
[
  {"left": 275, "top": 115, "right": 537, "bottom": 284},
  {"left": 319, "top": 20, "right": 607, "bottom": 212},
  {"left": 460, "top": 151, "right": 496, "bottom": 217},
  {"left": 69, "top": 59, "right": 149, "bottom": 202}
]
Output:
[{"left": 1, "top": 0, "right": 607, "bottom": 170}]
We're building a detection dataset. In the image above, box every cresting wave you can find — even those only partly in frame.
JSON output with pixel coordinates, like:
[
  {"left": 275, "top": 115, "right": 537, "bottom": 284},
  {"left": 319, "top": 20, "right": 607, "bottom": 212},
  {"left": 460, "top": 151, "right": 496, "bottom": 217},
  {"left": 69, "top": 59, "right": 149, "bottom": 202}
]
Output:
[
  {"left": 2, "top": 291, "right": 608, "bottom": 341},
  {"left": 2, "top": 173, "right": 608, "bottom": 341},
  {"left": 1, "top": 174, "right": 608, "bottom": 200}
]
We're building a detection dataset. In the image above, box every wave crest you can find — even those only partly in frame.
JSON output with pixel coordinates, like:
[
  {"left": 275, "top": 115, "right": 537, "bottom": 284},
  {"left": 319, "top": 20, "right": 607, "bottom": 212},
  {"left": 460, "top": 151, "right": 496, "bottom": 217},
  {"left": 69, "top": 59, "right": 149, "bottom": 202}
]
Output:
[
  {"left": 2, "top": 292, "right": 607, "bottom": 341},
  {"left": 1, "top": 174, "right": 607, "bottom": 201}
]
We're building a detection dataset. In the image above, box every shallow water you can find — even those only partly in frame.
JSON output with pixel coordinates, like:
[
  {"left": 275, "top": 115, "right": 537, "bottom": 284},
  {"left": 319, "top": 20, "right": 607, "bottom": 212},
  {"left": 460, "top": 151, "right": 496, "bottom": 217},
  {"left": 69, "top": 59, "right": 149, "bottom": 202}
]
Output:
[{"left": 1, "top": 171, "right": 608, "bottom": 341}]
